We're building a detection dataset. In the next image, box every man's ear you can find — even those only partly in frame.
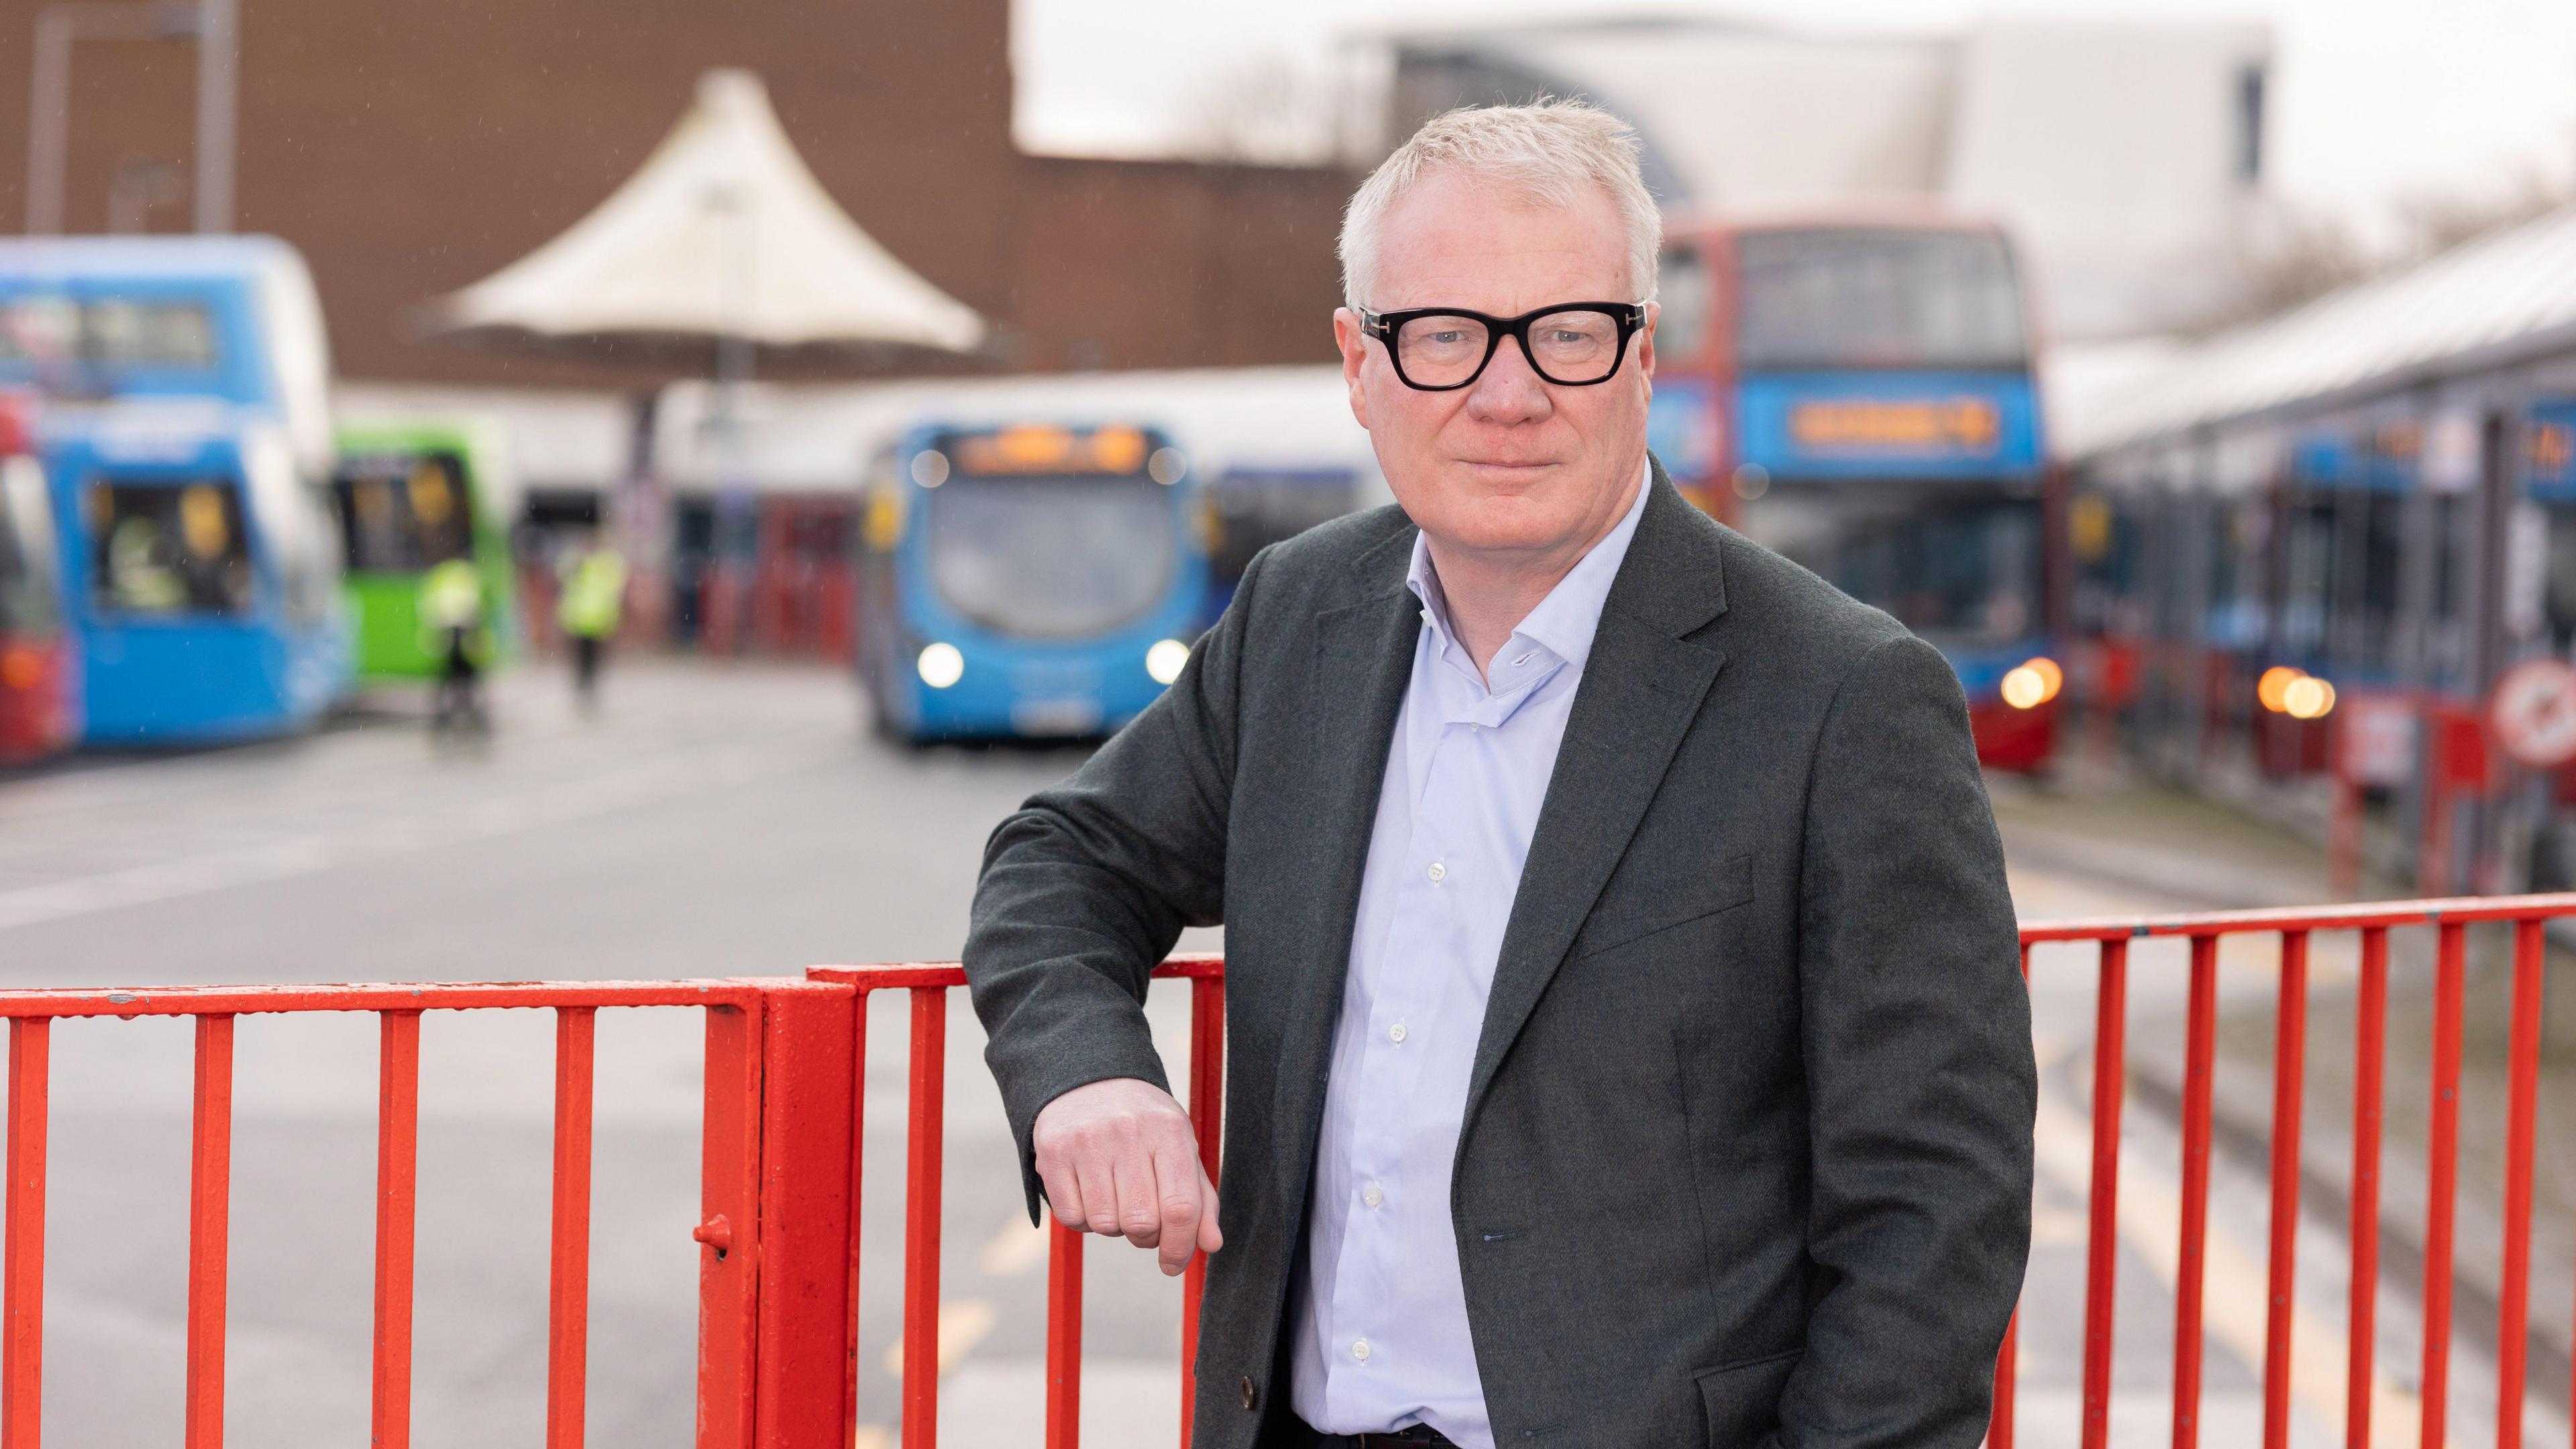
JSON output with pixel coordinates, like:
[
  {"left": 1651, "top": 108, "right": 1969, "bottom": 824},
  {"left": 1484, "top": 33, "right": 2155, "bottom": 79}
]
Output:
[{"left": 1332, "top": 308, "right": 1371, "bottom": 430}]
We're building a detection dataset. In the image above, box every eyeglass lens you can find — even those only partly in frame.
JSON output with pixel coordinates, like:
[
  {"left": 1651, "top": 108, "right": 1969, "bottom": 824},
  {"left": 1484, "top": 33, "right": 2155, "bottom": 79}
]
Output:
[{"left": 1394, "top": 309, "right": 1625, "bottom": 386}]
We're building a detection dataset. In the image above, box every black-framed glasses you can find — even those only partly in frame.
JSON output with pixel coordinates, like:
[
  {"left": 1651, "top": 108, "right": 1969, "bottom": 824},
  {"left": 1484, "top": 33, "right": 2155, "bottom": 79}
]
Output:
[{"left": 1359, "top": 302, "right": 1648, "bottom": 390}]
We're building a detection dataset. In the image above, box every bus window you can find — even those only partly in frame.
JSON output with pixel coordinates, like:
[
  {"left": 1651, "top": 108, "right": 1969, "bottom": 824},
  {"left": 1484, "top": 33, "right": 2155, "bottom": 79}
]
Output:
[
  {"left": 1655, "top": 244, "right": 1711, "bottom": 364},
  {"left": 926, "top": 471, "right": 1175, "bottom": 639},
  {"left": 0, "top": 295, "right": 218, "bottom": 369},
  {"left": 0, "top": 457, "right": 58, "bottom": 633},
  {"left": 87, "top": 478, "right": 254, "bottom": 616},
  {"left": 1735, "top": 229, "right": 2026, "bottom": 372},
  {"left": 334, "top": 451, "right": 476, "bottom": 572}
]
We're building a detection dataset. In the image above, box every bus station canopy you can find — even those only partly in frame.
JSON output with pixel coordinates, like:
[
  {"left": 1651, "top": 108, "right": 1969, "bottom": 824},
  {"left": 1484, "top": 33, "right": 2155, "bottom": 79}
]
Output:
[
  {"left": 2065, "top": 201, "right": 2576, "bottom": 458},
  {"left": 425, "top": 69, "right": 986, "bottom": 368}
]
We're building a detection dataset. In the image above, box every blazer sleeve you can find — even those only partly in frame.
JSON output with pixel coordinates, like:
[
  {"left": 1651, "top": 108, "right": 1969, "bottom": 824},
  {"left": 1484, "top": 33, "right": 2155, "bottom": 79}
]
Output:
[
  {"left": 1777, "top": 632, "right": 2036, "bottom": 1448},
  {"left": 961, "top": 549, "right": 1258, "bottom": 1222}
]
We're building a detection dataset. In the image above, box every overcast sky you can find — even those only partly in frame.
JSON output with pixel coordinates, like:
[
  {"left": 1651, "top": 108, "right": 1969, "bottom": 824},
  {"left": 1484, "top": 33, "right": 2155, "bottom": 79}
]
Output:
[{"left": 1014, "top": 0, "right": 2576, "bottom": 242}]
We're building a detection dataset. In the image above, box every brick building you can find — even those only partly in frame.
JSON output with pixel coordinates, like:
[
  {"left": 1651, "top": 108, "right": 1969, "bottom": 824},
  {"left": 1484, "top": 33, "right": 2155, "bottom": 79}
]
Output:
[{"left": 0, "top": 0, "right": 1354, "bottom": 384}]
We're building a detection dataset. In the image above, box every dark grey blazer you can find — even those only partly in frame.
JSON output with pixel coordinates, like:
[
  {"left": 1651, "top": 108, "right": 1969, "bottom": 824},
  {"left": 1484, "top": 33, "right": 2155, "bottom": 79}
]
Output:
[{"left": 963, "top": 463, "right": 2035, "bottom": 1448}]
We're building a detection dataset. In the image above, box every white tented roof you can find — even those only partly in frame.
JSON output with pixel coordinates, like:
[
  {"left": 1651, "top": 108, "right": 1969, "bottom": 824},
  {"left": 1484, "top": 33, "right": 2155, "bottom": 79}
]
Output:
[
  {"left": 2067, "top": 201, "right": 2576, "bottom": 457},
  {"left": 429, "top": 69, "right": 984, "bottom": 356}
]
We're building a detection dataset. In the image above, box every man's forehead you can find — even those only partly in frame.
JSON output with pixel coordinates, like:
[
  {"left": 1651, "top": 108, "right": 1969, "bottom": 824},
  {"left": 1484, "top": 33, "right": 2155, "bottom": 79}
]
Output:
[{"left": 1372, "top": 172, "right": 1629, "bottom": 308}]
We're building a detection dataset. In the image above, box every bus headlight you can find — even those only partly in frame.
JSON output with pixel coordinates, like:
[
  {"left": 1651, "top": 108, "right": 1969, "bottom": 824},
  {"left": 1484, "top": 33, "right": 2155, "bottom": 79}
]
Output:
[
  {"left": 1999, "top": 655, "right": 2063, "bottom": 710},
  {"left": 916, "top": 642, "right": 965, "bottom": 689},
  {"left": 1145, "top": 638, "right": 1190, "bottom": 685}
]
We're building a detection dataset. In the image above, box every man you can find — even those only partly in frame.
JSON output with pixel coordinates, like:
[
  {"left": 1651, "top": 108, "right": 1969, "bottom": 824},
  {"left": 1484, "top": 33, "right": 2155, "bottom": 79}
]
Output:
[
  {"left": 555, "top": 533, "right": 625, "bottom": 709},
  {"left": 963, "top": 101, "right": 2033, "bottom": 1448},
  {"left": 417, "top": 554, "right": 492, "bottom": 735}
]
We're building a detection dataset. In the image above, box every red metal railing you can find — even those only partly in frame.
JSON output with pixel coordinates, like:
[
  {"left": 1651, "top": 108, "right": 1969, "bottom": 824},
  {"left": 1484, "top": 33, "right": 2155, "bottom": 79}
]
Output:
[
  {"left": 5, "top": 894, "right": 2571, "bottom": 1447},
  {"left": 1992, "top": 892, "right": 2576, "bottom": 1449},
  {"left": 0, "top": 978, "right": 859, "bottom": 1449},
  {"left": 805, "top": 957, "right": 1224, "bottom": 1449},
  {"left": 835, "top": 899, "right": 2576, "bottom": 1449}
]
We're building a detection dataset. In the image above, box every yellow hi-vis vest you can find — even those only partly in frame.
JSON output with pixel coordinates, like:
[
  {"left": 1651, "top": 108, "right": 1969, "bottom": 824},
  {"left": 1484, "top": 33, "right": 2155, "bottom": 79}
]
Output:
[{"left": 557, "top": 550, "right": 627, "bottom": 639}]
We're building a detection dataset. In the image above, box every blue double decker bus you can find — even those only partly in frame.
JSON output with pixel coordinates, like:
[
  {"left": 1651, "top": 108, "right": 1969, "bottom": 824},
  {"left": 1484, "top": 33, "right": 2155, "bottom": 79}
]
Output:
[
  {"left": 0, "top": 237, "right": 347, "bottom": 743},
  {"left": 1654, "top": 216, "right": 2057, "bottom": 770},
  {"left": 856, "top": 421, "right": 1208, "bottom": 742}
]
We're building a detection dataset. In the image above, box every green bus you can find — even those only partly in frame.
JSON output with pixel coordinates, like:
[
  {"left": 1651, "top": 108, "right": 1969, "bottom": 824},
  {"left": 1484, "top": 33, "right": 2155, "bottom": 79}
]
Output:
[{"left": 331, "top": 418, "right": 517, "bottom": 680}]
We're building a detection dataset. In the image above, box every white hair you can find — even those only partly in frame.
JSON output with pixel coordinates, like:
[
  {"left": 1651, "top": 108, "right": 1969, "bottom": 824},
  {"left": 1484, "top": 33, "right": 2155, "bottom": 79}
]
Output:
[{"left": 1339, "top": 99, "right": 1662, "bottom": 312}]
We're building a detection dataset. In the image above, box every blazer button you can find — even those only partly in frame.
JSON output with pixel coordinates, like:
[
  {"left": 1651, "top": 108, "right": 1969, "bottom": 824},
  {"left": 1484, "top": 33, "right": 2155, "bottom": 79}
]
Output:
[{"left": 1240, "top": 1375, "right": 1258, "bottom": 1411}]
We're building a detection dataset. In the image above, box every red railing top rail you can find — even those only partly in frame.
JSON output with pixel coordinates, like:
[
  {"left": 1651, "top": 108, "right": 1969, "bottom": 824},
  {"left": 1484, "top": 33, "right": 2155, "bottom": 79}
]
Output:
[
  {"left": 808, "top": 953, "right": 1225, "bottom": 993},
  {"left": 2015, "top": 890, "right": 2576, "bottom": 944},
  {"left": 0, "top": 978, "right": 823, "bottom": 1019}
]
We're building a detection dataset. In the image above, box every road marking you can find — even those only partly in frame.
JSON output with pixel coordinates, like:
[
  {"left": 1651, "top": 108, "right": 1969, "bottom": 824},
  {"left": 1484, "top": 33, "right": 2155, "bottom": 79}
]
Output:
[
  {"left": 882, "top": 1298, "right": 999, "bottom": 1378},
  {"left": 2032, "top": 1084, "right": 2438, "bottom": 1449},
  {"left": 979, "top": 1215, "right": 1051, "bottom": 1277}
]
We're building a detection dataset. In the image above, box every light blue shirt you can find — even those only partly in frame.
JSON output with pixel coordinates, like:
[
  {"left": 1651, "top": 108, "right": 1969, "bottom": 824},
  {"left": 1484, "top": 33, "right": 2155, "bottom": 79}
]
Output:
[{"left": 1289, "top": 463, "right": 1652, "bottom": 1448}]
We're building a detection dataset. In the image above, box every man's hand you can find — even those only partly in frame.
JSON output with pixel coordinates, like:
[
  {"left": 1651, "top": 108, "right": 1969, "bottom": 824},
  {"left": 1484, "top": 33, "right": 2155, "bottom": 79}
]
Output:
[{"left": 1032, "top": 1077, "right": 1222, "bottom": 1276}]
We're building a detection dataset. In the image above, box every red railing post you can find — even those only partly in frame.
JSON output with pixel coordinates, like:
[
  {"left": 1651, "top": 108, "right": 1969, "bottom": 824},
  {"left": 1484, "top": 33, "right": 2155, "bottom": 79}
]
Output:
[
  {"left": 751, "top": 982, "right": 859, "bottom": 1449},
  {"left": 2420, "top": 920, "right": 2467, "bottom": 1449},
  {"left": 546, "top": 1007, "right": 597, "bottom": 1449},
  {"left": 372, "top": 1010, "right": 423, "bottom": 1449},
  {"left": 699, "top": 1000, "right": 763, "bottom": 1449},
  {"left": 2349, "top": 926, "right": 2389, "bottom": 1449},
  {"left": 901, "top": 988, "right": 947, "bottom": 1449},
  {"left": 2173, "top": 934, "right": 2220, "bottom": 1449},
  {"left": 1045, "top": 1221, "right": 1083, "bottom": 1449},
  {"left": 1990, "top": 941, "right": 2031, "bottom": 1449},
  {"left": 2496, "top": 918, "right": 2545, "bottom": 1449},
  {"left": 1179, "top": 974, "right": 1226, "bottom": 1448},
  {"left": 2082, "top": 936, "right": 2129, "bottom": 1449},
  {"left": 3, "top": 1018, "right": 48, "bottom": 1449},
  {"left": 2262, "top": 932, "right": 2308, "bottom": 1449},
  {"left": 186, "top": 1014, "right": 235, "bottom": 1449},
  {"left": 845, "top": 988, "right": 874, "bottom": 1449}
]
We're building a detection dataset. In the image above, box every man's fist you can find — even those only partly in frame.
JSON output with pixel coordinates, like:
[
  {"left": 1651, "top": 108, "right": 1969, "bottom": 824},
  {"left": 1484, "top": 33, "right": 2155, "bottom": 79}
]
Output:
[{"left": 1031, "top": 1077, "right": 1223, "bottom": 1277}]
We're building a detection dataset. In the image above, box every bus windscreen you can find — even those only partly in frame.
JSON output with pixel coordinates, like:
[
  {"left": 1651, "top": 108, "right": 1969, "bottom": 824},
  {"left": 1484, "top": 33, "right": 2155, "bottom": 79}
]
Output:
[
  {"left": 87, "top": 478, "right": 254, "bottom": 617},
  {"left": 926, "top": 472, "right": 1174, "bottom": 639},
  {"left": 333, "top": 451, "right": 475, "bottom": 572},
  {"left": 1735, "top": 229, "right": 2026, "bottom": 372}
]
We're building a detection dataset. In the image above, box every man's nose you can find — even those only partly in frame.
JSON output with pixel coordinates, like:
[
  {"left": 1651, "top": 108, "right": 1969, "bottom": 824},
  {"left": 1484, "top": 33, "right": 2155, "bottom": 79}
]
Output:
[{"left": 1464, "top": 333, "right": 1554, "bottom": 424}]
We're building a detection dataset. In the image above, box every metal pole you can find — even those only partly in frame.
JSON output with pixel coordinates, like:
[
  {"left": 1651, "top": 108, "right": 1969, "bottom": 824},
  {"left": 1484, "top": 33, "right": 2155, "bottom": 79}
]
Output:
[
  {"left": 25, "top": 9, "right": 80, "bottom": 233},
  {"left": 193, "top": 0, "right": 235, "bottom": 233}
]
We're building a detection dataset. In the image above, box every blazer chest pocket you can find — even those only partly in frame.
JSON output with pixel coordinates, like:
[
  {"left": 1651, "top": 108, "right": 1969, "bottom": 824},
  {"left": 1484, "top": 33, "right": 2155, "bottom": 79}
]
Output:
[{"left": 1578, "top": 850, "right": 1754, "bottom": 959}]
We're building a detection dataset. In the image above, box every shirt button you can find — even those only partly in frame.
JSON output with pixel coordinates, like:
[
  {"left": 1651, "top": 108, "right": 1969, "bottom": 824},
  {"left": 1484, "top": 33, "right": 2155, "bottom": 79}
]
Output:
[
  {"left": 1387, "top": 1022, "right": 1407, "bottom": 1044},
  {"left": 1426, "top": 861, "right": 1446, "bottom": 883},
  {"left": 1352, "top": 1338, "right": 1371, "bottom": 1362},
  {"left": 1363, "top": 1183, "right": 1384, "bottom": 1209}
]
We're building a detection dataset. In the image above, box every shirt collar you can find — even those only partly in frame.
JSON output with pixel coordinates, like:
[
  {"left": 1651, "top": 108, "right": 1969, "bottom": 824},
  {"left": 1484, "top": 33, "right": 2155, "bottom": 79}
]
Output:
[{"left": 1405, "top": 456, "right": 1652, "bottom": 680}]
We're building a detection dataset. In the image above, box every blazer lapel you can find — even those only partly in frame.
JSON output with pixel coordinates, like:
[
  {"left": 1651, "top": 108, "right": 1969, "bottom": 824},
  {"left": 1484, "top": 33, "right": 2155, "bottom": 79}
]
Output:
[
  {"left": 1465, "top": 470, "right": 1729, "bottom": 1122},
  {"left": 1273, "top": 524, "right": 1421, "bottom": 1195}
]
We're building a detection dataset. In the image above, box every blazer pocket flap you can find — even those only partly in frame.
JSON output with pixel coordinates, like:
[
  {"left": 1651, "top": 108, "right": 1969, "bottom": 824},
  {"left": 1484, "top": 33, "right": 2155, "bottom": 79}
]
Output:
[
  {"left": 1695, "top": 1345, "right": 1801, "bottom": 1448},
  {"left": 1580, "top": 851, "right": 1754, "bottom": 957}
]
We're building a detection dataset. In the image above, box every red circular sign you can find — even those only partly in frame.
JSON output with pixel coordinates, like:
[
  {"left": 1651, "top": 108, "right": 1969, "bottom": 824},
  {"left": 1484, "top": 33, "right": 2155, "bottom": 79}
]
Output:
[{"left": 2488, "top": 658, "right": 2576, "bottom": 769}]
